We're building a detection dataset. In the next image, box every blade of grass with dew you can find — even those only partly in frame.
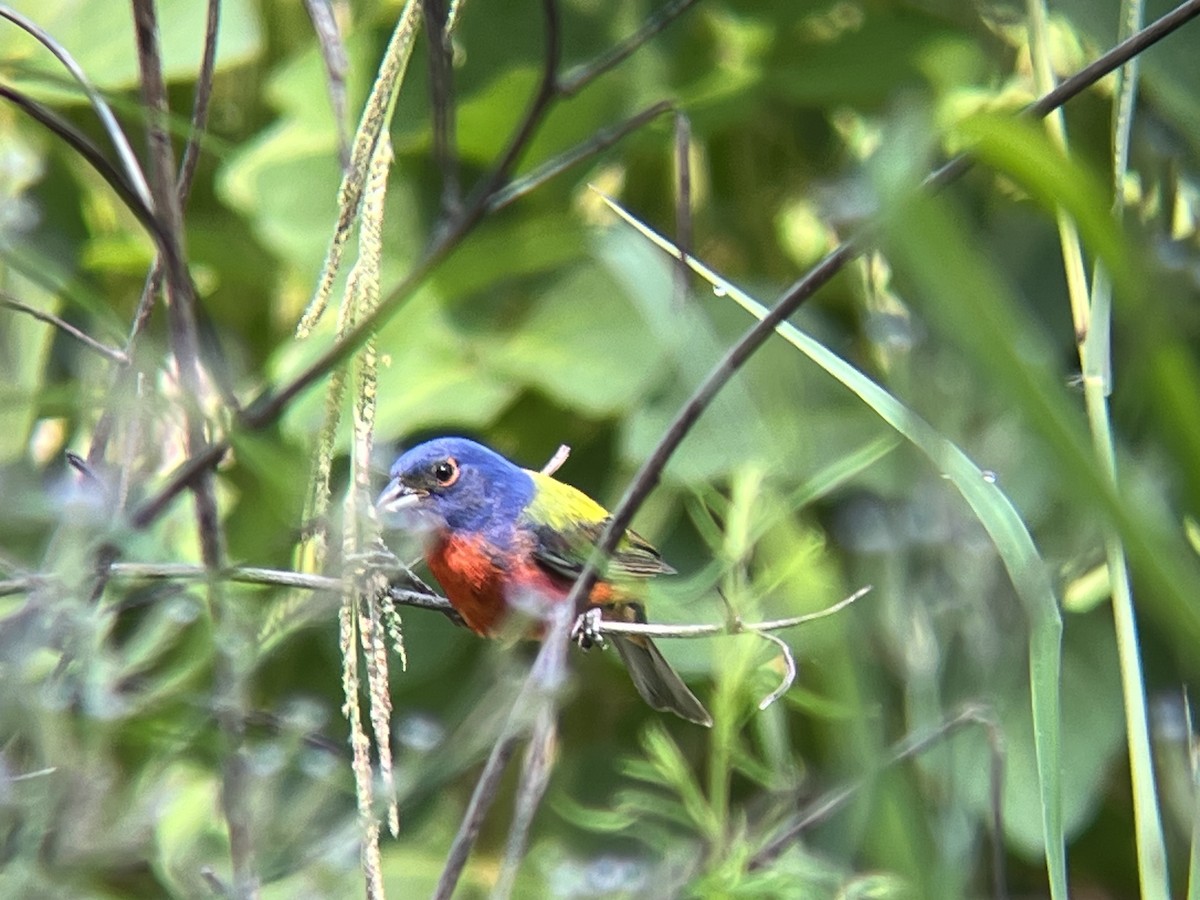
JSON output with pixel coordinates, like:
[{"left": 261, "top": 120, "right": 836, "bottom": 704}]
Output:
[
  {"left": 1026, "top": 0, "right": 1168, "bottom": 894},
  {"left": 889, "top": 127, "right": 1200, "bottom": 643},
  {"left": 595, "top": 192, "right": 1066, "bottom": 896}
]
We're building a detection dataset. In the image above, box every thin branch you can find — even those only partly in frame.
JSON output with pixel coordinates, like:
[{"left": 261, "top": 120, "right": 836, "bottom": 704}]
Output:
[
  {"left": 556, "top": 0, "right": 702, "bottom": 96},
  {"left": 433, "top": 736, "right": 520, "bottom": 900},
  {"left": 435, "top": 602, "right": 572, "bottom": 900},
  {"left": 177, "top": 0, "right": 220, "bottom": 204},
  {"left": 1, "top": 293, "right": 128, "bottom": 363},
  {"left": 559, "top": 239, "right": 858, "bottom": 616},
  {"left": 596, "top": 585, "right": 871, "bottom": 638},
  {"left": 490, "top": 602, "right": 572, "bottom": 900},
  {"left": 557, "top": 0, "right": 1200, "bottom": 622},
  {"left": 131, "top": 3, "right": 247, "bottom": 894},
  {"left": 487, "top": 100, "right": 675, "bottom": 212},
  {"left": 0, "top": 562, "right": 865, "bottom": 643},
  {"left": 129, "top": 441, "right": 229, "bottom": 529},
  {"left": 131, "top": 0, "right": 204, "bottom": 409},
  {"left": 115, "top": 563, "right": 453, "bottom": 614},
  {"left": 112, "top": 0, "right": 219, "bottom": 451},
  {"left": 922, "top": 0, "right": 1200, "bottom": 194},
  {"left": 303, "top": 0, "right": 351, "bottom": 171},
  {"left": 457, "top": 0, "right": 560, "bottom": 209},
  {"left": 673, "top": 111, "right": 693, "bottom": 307},
  {"left": 423, "top": 0, "right": 461, "bottom": 215}
]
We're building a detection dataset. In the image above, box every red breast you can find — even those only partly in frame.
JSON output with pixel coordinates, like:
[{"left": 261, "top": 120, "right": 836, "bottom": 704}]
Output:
[{"left": 427, "top": 532, "right": 618, "bottom": 636}]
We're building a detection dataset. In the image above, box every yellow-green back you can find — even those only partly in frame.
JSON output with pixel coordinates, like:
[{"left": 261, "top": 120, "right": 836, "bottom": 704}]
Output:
[{"left": 522, "top": 470, "right": 672, "bottom": 579}]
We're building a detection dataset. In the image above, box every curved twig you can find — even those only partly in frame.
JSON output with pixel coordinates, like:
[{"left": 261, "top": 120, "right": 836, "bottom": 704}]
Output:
[
  {"left": 0, "top": 84, "right": 161, "bottom": 241},
  {"left": 0, "top": 4, "right": 151, "bottom": 206},
  {"left": 303, "top": 0, "right": 351, "bottom": 171},
  {"left": 753, "top": 630, "right": 797, "bottom": 712},
  {"left": 0, "top": 293, "right": 128, "bottom": 363}
]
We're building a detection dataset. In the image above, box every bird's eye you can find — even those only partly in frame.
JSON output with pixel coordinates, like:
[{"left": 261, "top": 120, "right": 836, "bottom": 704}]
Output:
[{"left": 432, "top": 458, "right": 459, "bottom": 487}]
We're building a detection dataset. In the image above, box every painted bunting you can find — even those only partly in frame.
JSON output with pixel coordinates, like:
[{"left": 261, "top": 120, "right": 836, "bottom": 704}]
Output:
[{"left": 376, "top": 437, "right": 712, "bottom": 726}]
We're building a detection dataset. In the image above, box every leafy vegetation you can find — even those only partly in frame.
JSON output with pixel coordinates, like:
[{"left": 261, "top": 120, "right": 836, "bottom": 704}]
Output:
[{"left": 2, "top": 0, "right": 1200, "bottom": 897}]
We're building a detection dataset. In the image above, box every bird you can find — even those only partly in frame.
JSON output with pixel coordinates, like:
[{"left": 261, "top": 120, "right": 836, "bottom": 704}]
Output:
[{"left": 376, "top": 436, "right": 712, "bottom": 726}]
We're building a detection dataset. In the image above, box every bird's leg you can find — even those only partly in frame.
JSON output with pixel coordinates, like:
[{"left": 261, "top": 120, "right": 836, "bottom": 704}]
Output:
[{"left": 571, "top": 607, "right": 606, "bottom": 651}]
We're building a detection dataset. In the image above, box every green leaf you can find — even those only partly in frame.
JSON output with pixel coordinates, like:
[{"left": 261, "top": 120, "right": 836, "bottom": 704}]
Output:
[
  {"left": 152, "top": 764, "right": 230, "bottom": 897},
  {"left": 0, "top": 0, "right": 261, "bottom": 94},
  {"left": 272, "top": 293, "right": 519, "bottom": 445},
  {"left": 489, "top": 266, "right": 668, "bottom": 416}
]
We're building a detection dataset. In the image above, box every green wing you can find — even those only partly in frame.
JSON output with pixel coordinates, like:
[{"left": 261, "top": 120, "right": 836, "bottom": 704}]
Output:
[{"left": 523, "top": 470, "right": 675, "bottom": 582}]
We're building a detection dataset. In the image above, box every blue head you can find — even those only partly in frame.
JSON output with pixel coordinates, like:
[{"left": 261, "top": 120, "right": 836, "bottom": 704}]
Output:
[{"left": 377, "top": 437, "right": 535, "bottom": 543}]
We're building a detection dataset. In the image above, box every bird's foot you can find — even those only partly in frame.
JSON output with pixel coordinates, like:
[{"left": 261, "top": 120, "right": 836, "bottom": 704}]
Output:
[{"left": 571, "top": 607, "right": 606, "bottom": 651}]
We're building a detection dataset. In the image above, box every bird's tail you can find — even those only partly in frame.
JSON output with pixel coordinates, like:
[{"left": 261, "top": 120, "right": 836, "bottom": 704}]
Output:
[{"left": 610, "top": 632, "right": 712, "bottom": 727}]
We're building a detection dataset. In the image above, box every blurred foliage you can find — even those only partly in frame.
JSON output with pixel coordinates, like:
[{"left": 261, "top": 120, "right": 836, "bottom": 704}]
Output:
[{"left": 2, "top": 0, "right": 1200, "bottom": 897}]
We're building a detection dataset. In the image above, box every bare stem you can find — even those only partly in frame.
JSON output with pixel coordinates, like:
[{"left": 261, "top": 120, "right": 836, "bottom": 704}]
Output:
[
  {"left": 130, "top": 1, "right": 250, "bottom": 894},
  {"left": 750, "top": 704, "right": 1007, "bottom": 900},
  {"left": 423, "top": 0, "right": 461, "bottom": 214},
  {"left": 433, "top": 736, "right": 520, "bottom": 900}
]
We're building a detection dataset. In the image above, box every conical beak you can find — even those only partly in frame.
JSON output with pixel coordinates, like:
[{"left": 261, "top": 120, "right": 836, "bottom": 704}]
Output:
[{"left": 376, "top": 477, "right": 426, "bottom": 513}]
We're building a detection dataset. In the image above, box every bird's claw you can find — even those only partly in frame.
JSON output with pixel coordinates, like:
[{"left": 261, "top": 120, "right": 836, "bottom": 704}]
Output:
[{"left": 571, "top": 607, "right": 606, "bottom": 651}]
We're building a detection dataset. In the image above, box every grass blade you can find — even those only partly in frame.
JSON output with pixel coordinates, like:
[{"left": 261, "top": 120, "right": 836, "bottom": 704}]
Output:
[{"left": 1025, "top": 0, "right": 1168, "bottom": 894}]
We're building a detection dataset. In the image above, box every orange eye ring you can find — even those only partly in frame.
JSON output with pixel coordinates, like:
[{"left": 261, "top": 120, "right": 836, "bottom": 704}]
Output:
[{"left": 432, "top": 457, "right": 460, "bottom": 487}]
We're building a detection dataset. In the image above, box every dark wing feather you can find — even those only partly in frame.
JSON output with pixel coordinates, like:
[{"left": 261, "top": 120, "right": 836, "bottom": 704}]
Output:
[{"left": 531, "top": 518, "right": 675, "bottom": 583}]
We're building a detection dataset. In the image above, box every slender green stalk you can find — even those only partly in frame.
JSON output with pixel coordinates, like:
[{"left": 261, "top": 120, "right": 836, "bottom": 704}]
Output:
[
  {"left": 1025, "top": 1, "right": 1169, "bottom": 896},
  {"left": 1190, "top": 696, "right": 1200, "bottom": 898}
]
